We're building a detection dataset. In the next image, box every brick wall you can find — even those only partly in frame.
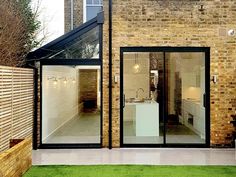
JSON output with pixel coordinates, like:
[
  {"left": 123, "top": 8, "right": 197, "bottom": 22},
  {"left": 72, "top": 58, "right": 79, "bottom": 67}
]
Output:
[
  {"left": 102, "top": 0, "right": 109, "bottom": 147},
  {"left": 79, "top": 70, "right": 98, "bottom": 112},
  {"left": 0, "top": 138, "right": 32, "bottom": 177},
  {"left": 102, "top": 0, "right": 236, "bottom": 147},
  {"left": 64, "top": 0, "right": 83, "bottom": 33}
]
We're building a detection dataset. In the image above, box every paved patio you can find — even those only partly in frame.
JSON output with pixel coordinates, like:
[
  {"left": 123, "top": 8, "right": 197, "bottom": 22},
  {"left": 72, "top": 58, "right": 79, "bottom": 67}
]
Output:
[{"left": 33, "top": 148, "right": 236, "bottom": 165}]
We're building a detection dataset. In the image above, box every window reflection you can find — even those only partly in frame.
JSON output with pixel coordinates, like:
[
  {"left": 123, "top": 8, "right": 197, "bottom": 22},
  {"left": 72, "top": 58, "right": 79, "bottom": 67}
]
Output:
[{"left": 50, "top": 26, "right": 99, "bottom": 59}]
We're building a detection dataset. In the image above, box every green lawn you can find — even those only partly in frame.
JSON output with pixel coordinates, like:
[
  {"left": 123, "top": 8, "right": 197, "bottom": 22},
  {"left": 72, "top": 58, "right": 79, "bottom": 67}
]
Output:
[{"left": 24, "top": 165, "right": 236, "bottom": 177}]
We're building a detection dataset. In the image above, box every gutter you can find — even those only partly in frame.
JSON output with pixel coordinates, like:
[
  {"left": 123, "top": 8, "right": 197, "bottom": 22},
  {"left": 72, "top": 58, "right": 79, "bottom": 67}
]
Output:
[{"left": 108, "top": 0, "right": 112, "bottom": 149}]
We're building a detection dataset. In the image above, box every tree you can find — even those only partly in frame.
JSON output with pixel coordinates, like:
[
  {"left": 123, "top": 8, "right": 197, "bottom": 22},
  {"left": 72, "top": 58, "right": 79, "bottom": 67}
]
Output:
[{"left": 0, "top": 0, "right": 41, "bottom": 66}]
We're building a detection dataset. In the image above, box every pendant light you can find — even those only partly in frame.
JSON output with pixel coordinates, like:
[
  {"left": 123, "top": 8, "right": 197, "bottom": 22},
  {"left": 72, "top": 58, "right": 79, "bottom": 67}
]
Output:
[{"left": 133, "top": 53, "right": 141, "bottom": 73}]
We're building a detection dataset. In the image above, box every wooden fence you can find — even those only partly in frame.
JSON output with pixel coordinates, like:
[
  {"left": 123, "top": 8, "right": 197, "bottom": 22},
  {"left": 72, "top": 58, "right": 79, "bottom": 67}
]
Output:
[{"left": 0, "top": 66, "right": 34, "bottom": 152}]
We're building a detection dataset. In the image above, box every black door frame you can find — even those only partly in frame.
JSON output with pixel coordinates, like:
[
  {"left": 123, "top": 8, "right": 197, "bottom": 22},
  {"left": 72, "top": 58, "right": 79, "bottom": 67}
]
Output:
[
  {"left": 39, "top": 59, "right": 103, "bottom": 149},
  {"left": 120, "top": 47, "right": 210, "bottom": 148}
]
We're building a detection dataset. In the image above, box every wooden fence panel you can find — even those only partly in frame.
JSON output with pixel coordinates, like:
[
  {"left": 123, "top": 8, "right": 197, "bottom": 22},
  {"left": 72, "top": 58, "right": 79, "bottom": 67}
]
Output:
[{"left": 0, "top": 66, "right": 34, "bottom": 152}]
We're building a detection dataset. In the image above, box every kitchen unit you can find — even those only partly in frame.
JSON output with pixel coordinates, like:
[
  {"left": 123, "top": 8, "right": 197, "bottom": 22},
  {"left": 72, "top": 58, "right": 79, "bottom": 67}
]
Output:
[
  {"left": 124, "top": 101, "right": 159, "bottom": 136},
  {"left": 182, "top": 99, "right": 205, "bottom": 139}
]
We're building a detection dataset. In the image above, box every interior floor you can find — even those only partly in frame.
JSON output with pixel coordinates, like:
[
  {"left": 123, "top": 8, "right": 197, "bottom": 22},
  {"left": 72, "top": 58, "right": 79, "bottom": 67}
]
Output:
[
  {"left": 44, "top": 112, "right": 100, "bottom": 144},
  {"left": 124, "top": 121, "right": 205, "bottom": 144}
]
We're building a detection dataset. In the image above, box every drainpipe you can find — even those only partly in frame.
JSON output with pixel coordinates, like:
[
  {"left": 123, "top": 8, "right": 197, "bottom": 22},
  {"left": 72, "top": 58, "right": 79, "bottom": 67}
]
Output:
[
  {"left": 71, "top": 0, "right": 74, "bottom": 30},
  {"left": 108, "top": 0, "right": 112, "bottom": 149}
]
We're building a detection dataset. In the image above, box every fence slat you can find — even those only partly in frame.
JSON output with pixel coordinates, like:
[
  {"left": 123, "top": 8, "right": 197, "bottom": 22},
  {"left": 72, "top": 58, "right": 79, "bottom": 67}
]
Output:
[{"left": 0, "top": 65, "right": 34, "bottom": 152}]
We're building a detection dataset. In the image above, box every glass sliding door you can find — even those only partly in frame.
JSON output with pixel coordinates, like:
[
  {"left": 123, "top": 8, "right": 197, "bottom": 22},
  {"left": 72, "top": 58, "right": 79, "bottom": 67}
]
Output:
[
  {"left": 122, "top": 52, "right": 164, "bottom": 145},
  {"left": 121, "top": 47, "right": 210, "bottom": 147},
  {"left": 42, "top": 65, "right": 101, "bottom": 145},
  {"left": 165, "top": 52, "right": 206, "bottom": 144}
]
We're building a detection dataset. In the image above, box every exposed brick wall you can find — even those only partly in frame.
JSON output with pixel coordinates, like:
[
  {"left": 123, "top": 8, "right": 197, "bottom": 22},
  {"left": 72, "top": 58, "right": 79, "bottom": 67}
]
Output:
[
  {"left": 102, "top": 0, "right": 110, "bottom": 147},
  {"left": 62, "top": 0, "right": 236, "bottom": 148},
  {"left": 0, "top": 138, "right": 32, "bottom": 177},
  {"left": 64, "top": 0, "right": 83, "bottom": 33},
  {"left": 102, "top": 0, "right": 236, "bottom": 147},
  {"left": 79, "top": 70, "right": 98, "bottom": 112}
]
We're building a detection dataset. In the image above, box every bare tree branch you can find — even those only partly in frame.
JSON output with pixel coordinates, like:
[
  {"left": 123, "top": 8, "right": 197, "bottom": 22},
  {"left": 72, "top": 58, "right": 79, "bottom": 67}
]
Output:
[{"left": 0, "top": 0, "right": 44, "bottom": 66}]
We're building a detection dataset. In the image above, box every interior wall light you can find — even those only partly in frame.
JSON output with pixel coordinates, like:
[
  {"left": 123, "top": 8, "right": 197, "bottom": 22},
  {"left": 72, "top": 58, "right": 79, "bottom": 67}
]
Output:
[
  {"left": 133, "top": 53, "right": 141, "bottom": 73},
  {"left": 59, "top": 77, "right": 68, "bottom": 84},
  {"left": 70, "top": 77, "right": 76, "bottom": 84},
  {"left": 48, "top": 76, "right": 58, "bottom": 85},
  {"left": 53, "top": 79, "right": 58, "bottom": 85}
]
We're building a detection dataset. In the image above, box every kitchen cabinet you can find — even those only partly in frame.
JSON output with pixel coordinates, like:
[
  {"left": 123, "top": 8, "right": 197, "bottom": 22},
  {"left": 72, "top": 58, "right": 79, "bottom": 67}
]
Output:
[
  {"left": 124, "top": 101, "right": 159, "bottom": 136},
  {"left": 182, "top": 99, "right": 205, "bottom": 138}
]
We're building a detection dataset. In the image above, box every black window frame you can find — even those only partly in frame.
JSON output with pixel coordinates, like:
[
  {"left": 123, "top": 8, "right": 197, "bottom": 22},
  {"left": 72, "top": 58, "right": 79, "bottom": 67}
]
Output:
[
  {"left": 27, "top": 12, "right": 104, "bottom": 149},
  {"left": 120, "top": 46, "right": 210, "bottom": 148}
]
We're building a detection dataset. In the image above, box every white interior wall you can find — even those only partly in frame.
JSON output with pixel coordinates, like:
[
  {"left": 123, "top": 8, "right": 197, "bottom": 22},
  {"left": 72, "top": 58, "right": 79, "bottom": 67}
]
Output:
[
  {"left": 179, "top": 53, "right": 204, "bottom": 100},
  {"left": 97, "top": 70, "right": 101, "bottom": 107},
  {"left": 167, "top": 53, "right": 204, "bottom": 115},
  {"left": 42, "top": 66, "right": 79, "bottom": 141}
]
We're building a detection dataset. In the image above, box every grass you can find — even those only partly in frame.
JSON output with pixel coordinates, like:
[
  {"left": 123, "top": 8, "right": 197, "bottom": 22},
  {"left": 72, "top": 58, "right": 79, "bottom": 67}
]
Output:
[{"left": 23, "top": 165, "right": 236, "bottom": 177}]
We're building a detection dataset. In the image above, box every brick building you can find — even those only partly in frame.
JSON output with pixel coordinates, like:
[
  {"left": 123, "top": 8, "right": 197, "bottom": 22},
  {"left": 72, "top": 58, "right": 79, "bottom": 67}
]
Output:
[{"left": 28, "top": 0, "right": 236, "bottom": 149}]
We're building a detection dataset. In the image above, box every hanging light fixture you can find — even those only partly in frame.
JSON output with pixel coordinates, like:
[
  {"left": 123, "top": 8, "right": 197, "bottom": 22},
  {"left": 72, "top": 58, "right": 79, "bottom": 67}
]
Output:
[{"left": 133, "top": 53, "right": 141, "bottom": 73}]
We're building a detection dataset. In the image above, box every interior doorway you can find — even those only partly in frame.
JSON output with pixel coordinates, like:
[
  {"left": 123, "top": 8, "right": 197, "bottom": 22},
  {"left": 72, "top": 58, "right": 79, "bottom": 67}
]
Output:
[{"left": 120, "top": 47, "right": 210, "bottom": 147}]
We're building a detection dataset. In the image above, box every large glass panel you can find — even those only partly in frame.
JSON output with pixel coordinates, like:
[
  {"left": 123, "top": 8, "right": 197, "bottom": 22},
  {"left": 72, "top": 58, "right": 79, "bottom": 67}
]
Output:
[
  {"left": 50, "top": 26, "right": 99, "bottom": 59},
  {"left": 123, "top": 52, "right": 164, "bottom": 144},
  {"left": 165, "top": 52, "right": 206, "bottom": 144},
  {"left": 42, "top": 65, "right": 101, "bottom": 144}
]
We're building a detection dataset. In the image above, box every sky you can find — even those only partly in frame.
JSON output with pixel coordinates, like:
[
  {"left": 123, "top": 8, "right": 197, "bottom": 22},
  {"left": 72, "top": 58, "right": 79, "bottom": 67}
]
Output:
[{"left": 31, "top": 0, "right": 64, "bottom": 46}]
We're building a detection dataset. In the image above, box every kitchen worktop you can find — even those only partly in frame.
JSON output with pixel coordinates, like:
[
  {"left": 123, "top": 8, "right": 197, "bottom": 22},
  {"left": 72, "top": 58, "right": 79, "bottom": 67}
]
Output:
[
  {"left": 126, "top": 100, "right": 157, "bottom": 105},
  {"left": 184, "top": 98, "right": 200, "bottom": 104}
]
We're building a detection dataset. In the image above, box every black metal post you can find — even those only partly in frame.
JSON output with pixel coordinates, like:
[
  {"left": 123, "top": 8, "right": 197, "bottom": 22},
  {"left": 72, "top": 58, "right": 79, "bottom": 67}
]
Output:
[{"left": 33, "top": 67, "right": 38, "bottom": 150}]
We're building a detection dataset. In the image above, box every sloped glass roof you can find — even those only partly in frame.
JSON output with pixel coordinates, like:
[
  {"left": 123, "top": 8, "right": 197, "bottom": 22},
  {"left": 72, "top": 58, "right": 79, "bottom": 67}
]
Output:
[
  {"left": 27, "top": 12, "right": 103, "bottom": 61},
  {"left": 49, "top": 26, "right": 99, "bottom": 59}
]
